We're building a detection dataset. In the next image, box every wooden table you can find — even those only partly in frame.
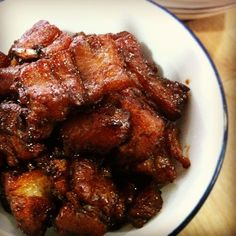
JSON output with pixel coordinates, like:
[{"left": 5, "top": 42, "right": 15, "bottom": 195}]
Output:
[{"left": 180, "top": 7, "right": 236, "bottom": 236}]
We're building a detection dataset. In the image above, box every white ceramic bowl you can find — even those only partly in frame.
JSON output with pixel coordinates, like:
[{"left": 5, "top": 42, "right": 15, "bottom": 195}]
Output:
[{"left": 0, "top": 0, "right": 228, "bottom": 235}]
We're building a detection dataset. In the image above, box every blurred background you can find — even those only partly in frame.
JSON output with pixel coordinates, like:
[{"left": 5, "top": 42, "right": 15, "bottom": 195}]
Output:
[
  {"left": 154, "top": 1, "right": 236, "bottom": 235},
  {"left": 154, "top": 0, "right": 236, "bottom": 19},
  {"left": 154, "top": 0, "right": 236, "bottom": 20}
]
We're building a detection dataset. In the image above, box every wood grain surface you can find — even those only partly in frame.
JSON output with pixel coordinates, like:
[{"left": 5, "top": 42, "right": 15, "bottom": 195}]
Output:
[{"left": 180, "top": 7, "right": 236, "bottom": 236}]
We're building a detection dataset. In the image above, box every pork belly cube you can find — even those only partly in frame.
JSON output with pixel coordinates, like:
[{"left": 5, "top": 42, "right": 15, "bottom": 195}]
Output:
[
  {"left": 61, "top": 104, "right": 130, "bottom": 154},
  {"left": 133, "top": 124, "right": 189, "bottom": 183},
  {"left": 19, "top": 59, "right": 65, "bottom": 139},
  {"left": 117, "top": 89, "right": 165, "bottom": 165},
  {"left": 55, "top": 202, "right": 106, "bottom": 236},
  {"left": 128, "top": 183, "right": 163, "bottom": 228},
  {"left": 142, "top": 77, "right": 190, "bottom": 121},
  {"left": 36, "top": 155, "right": 69, "bottom": 199},
  {"left": 114, "top": 31, "right": 189, "bottom": 121},
  {"left": 3, "top": 170, "right": 53, "bottom": 236},
  {"left": 1, "top": 50, "right": 86, "bottom": 142},
  {"left": 0, "top": 133, "right": 44, "bottom": 166},
  {"left": 0, "top": 65, "right": 23, "bottom": 96},
  {"left": 71, "top": 158, "right": 124, "bottom": 220},
  {"left": 42, "top": 32, "right": 73, "bottom": 57},
  {"left": 20, "top": 57, "right": 69, "bottom": 122},
  {"left": 9, "top": 20, "right": 61, "bottom": 61},
  {"left": 50, "top": 50, "right": 87, "bottom": 106},
  {"left": 19, "top": 51, "right": 86, "bottom": 140},
  {"left": 0, "top": 134, "right": 44, "bottom": 165},
  {"left": 134, "top": 151, "right": 177, "bottom": 185},
  {"left": 71, "top": 33, "right": 135, "bottom": 102},
  {"left": 0, "top": 102, "right": 44, "bottom": 164}
]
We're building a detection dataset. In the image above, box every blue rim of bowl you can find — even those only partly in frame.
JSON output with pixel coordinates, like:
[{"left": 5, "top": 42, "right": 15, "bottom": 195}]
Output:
[{"left": 146, "top": 0, "right": 228, "bottom": 235}]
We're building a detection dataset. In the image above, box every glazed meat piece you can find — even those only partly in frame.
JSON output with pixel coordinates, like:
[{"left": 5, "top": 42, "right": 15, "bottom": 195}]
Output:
[
  {"left": 128, "top": 183, "right": 163, "bottom": 228},
  {"left": 0, "top": 102, "right": 24, "bottom": 134},
  {"left": 13, "top": 51, "right": 85, "bottom": 140},
  {"left": 0, "top": 134, "right": 44, "bottom": 166},
  {"left": 166, "top": 124, "right": 190, "bottom": 168},
  {"left": 42, "top": 32, "right": 73, "bottom": 57},
  {"left": 113, "top": 31, "right": 189, "bottom": 120},
  {"left": 50, "top": 50, "right": 87, "bottom": 106},
  {"left": 71, "top": 33, "right": 135, "bottom": 102},
  {"left": 55, "top": 202, "right": 106, "bottom": 236},
  {"left": 2, "top": 170, "right": 53, "bottom": 236},
  {"left": 0, "top": 22, "right": 191, "bottom": 235},
  {"left": 71, "top": 158, "right": 124, "bottom": 220},
  {"left": 0, "top": 102, "right": 44, "bottom": 165},
  {"left": 18, "top": 59, "right": 67, "bottom": 139},
  {"left": 36, "top": 155, "right": 69, "bottom": 199},
  {"left": 61, "top": 104, "right": 130, "bottom": 154},
  {"left": 9, "top": 20, "right": 61, "bottom": 61},
  {"left": 117, "top": 89, "right": 165, "bottom": 165},
  {"left": 119, "top": 181, "right": 138, "bottom": 207},
  {"left": 0, "top": 65, "right": 23, "bottom": 96},
  {"left": 1, "top": 51, "right": 86, "bottom": 141},
  {"left": 0, "top": 52, "right": 10, "bottom": 68},
  {"left": 134, "top": 146, "right": 177, "bottom": 185}
]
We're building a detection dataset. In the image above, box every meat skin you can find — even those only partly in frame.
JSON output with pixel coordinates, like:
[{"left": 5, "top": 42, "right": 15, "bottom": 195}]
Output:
[{"left": 71, "top": 33, "right": 135, "bottom": 102}]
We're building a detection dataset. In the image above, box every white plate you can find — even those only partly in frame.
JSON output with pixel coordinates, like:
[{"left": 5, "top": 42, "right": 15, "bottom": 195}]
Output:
[{"left": 0, "top": 0, "right": 228, "bottom": 236}]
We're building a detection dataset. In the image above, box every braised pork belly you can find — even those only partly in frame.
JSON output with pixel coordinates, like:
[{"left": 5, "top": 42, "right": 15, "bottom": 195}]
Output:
[{"left": 0, "top": 21, "right": 190, "bottom": 236}]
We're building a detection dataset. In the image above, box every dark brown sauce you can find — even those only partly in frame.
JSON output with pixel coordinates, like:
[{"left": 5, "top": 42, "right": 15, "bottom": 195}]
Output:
[{"left": 185, "top": 79, "right": 190, "bottom": 85}]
